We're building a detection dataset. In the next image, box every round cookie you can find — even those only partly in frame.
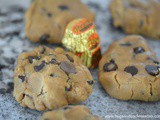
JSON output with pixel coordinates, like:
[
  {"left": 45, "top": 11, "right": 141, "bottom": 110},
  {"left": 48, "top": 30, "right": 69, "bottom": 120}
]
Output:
[
  {"left": 41, "top": 105, "right": 101, "bottom": 120},
  {"left": 25, "top": 0, "right": 95, "bottom": 43},
  {"left": 110, "top": 0, "right": 160, "bottom": 39},
  {"left": 99, "top": 35, "right": 160, "bottom": 101},
  {"left": 13, "top": 46, "right": 94, "bottom": 110}
]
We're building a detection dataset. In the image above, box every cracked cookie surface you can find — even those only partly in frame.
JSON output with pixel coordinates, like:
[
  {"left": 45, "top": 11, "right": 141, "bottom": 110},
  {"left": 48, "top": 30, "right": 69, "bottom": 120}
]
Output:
[
  {"left": 110, "top": 0, "right": 160, "bottom": 39},
  {"left": 25, "top": 0, "right": 95, "bottom": 43},
  {"left": 13, "top": 46, "right": 93, "bottom": 110},
  {"left": 41, "top": 105, "right": 101, "bottom": 120},
  {"left": 99, "top": 35, "right": 160, "bottom": 101}
]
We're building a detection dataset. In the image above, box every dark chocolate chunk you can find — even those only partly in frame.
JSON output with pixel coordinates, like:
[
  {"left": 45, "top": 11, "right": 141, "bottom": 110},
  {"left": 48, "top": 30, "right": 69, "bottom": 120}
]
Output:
[
  {"left": 36, "top": 56, "right": 41, "bottom": 60},
  {"left": 28, "top": 56, "right": 35, "bottom": 63},
  {"left": 63, "top": 106, "right": 72, "bottom": 110},
  {"left": 133, "top": 47, "right": 145, "bottom": 54},
  {"left": 50, "top": 74, "right": 55, "bottom": 77},
  {"left": 87, "top": 80, "right": 94, "bottom": 85},
  {"left": 41, "top": 46, "right": 46, "bottom": 54},
  {"left": 34, "top": 61, "right": 45, "bottom": 72},
  {"left": 65, "top": 85, "right": 72, "bottom": 91},
  {"left": 103, "top": 59, "right": 118, "bottom": 72},
  {"left": 28, "top": 56, "right": 41, "bottom": 63},
  {"left": 50, "top": 58, "right": 58, "bottom": 64},
  {"left": 147, "top": 58, "right": 159, "bottom": 64},
  {"left": 18, "top": 75, "right": 25, "bottom": 82},
  {"left": 47, "top": 12, "right": 52, "bottom": 17},
  {"left": 60, "top": 61, "right": 77, "bottom": 74},
  {"left": 124, "top": 66, "right": 138, "bottom": 76},
  {"left": 145, "top": 65, "right": 159, "bottom": 76},
  {"left": 39, "top": 34, "right": 50, "bottom": 43},
  {"left": 59, "top": 5, "right": 68, "bottom": 10},
  {"left": 120, "top": 42, "right": 133, "bottom": 46},
  {"left": 25, "top": 94, "right": 33, "bottom": 98},
  {"left": 66, "top": 54, "right": 74, "bottom": 62}
]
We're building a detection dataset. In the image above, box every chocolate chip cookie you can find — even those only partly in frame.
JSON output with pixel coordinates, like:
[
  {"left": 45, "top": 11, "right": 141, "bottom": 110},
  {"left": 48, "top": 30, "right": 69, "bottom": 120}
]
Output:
[
  {"left": 25, "top": 0, "right": 95, "bottom": 43},
  {"left": 13, "top": 46, "right": 94, "bottom": 110},
  {"left": 110, "top": 0, "right": 160, "bottom": 39},
  {"left": 99, "top": 35, "right": 160, "bottom": 101},
  {"left": 41, "top": 105, "right": 101, "bottom": 120}
]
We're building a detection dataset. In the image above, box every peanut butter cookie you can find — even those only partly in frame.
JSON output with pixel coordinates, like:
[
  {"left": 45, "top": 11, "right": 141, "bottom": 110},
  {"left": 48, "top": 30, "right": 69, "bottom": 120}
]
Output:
[{"left": 13, "top": 46, "right": 94, "bottom": 110}]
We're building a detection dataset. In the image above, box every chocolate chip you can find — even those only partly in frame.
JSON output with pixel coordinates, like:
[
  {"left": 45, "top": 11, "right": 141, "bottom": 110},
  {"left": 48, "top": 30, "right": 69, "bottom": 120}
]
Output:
[
  {"left": 34, "top": 61, "right": 45, "bottom": 72},
  {"left": 41, "top": 46, "right": 46, "bottom": 54},
  {"left": 147, "top": 58, "right": 159, "bottom": 64},
  {"left": 87, "top": 80, "right": 94, "bottom": 85},
  {"left": 134, "top": 47, "right": 145, "bottom": 54},
  {"left": 63, "top": 106, "right": 72, "bottom": 110},
  {"left": 28, "top": 56, "right": 41, "bottom": 63},
  {"left": 103, "top": 59, "right": 118, "bottom": 72},
  {"left": 66, "top": 54, "right": 74, "bottom": 62},
  {"left": 120, "top": 42, "right": 133, "bottom": 46},
  {"left": 36, "top": 56, "right": 41, "bottom": 60},
  {"left": 47, "top": 12, "right": 52, "bottom": 17},
  {"left": 145, "top": 65, "right": 159, "bottom": 76},
  {"left": 25, "top": 94, "right": 33, "bottom": 98},
  {"left": 28, "top": 56, "right": 35, "bottom": 63},
  {"left": 50, "top": 74, "right": 55, "bottom": 77},
  {"left": 50, "top": 58, "right": 58, "bottom": 64},
  {"left": 59, "top": 5, "right": 68, "bottom": 10},
  {"left": 39, "top": 34, "right": 50, "bottom": 43},
  {"left": 65, "top": 85, "right": 72, "bottom": 91},
  {"left": 60, "top": 61, "right": 77, "bottom": 74},
  {"left": 124, "top": 66, "right": 138, "bottom": 76},
  {"left": 18, "top": 75, "right": 25, "bottom": 82}
]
